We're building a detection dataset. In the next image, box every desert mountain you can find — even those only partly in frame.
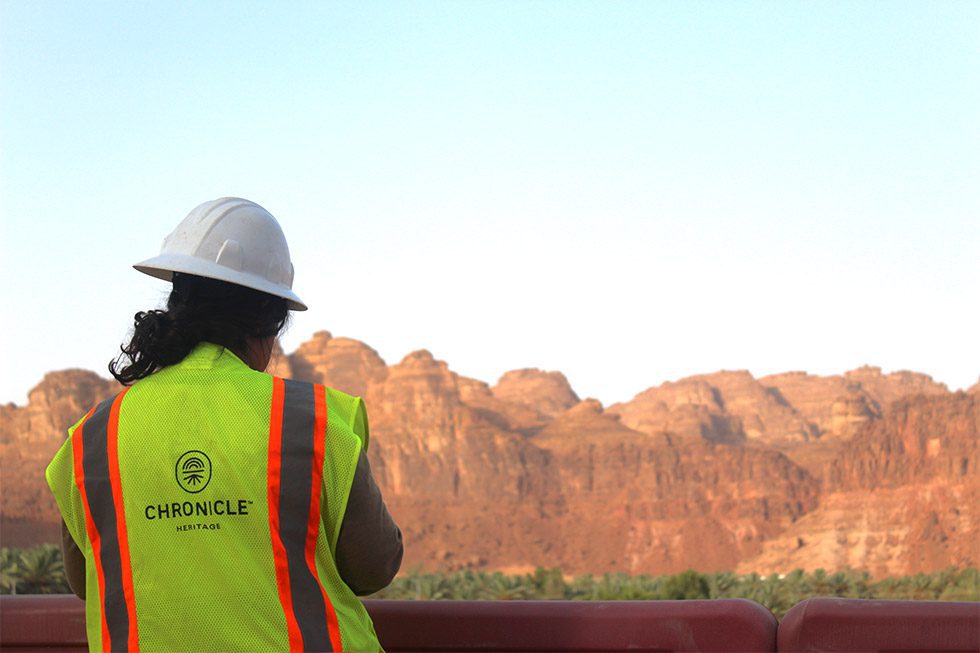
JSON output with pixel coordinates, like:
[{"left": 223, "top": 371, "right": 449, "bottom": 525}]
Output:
[
  {"left": 1, "top": 332, "right": 975, "bottom": 576},
  {"left": 739, "top": 393, "right": 978, "bottom": 576},
  {"left": 1, "top": 370, "right": 118, "bottom": 545}
]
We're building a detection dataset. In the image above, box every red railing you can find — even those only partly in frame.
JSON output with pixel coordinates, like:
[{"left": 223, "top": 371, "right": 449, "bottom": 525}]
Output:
[
  {"left": 368, "top": 597, "right": 775, "bottom": 652},
  {"left": 778, "top": 597, "right": 980, "bottom": 653},
  {"left": 1, "top": 595, "right": 977, "bottom": 652}
]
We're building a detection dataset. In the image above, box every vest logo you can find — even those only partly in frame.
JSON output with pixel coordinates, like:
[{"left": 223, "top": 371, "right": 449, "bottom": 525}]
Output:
[{"left": 175, "top": 450, "right": 212, "bottom": 494}]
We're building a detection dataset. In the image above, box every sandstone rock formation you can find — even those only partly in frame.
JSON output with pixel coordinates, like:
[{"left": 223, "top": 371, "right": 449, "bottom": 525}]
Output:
[
  {"left": 492, "top": 369, "right": 580, "bottom": 419},
  {"left": 1, "top": 370, "right": 119, "bottom": 545},
  {"left": 357, "top": 349, "right": 565, "bottom": 571},
  {"left": 842, "top": 367, "right": 949, "bottom": 412},
  {"left": 2, "top": 333, "right": 975, "bottom": 578},
  {"left": 740, "top": 393, "right": 978, "bottom": 576},
  {"left": 760, "top": 367, "right": 947, "bottom": 442},
  {"left": 456, "top": 375, "right": 547, "bottom": 435},
  {"left": 289, "top": 330, "right": 388, "bottom": 398},
  {"left": 607, "top": 378, "right": 746, "bottom": 445},
  {"left": 608, "top": 371, "right": 814, "bottom": 447},
  {"left": 532, "top": 400, "right": 819, "bottom": 573},
  {"left": 827, "top": 393, "right": 977, "bottom": 491}
]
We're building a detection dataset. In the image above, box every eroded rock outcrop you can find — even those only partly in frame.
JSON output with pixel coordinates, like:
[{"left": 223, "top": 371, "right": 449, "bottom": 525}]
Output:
[
  {"left": 828, "top": 393, "right": 978, "bottom": 491},
  {"left": 2, "top": 334, "right": 975, "bottom": 576},
  {"left": 843, "top": 367, "right": 948, "bottom": 411},
  {"left": 533, "top": 400, "right": 819, "bottom": 573},
  {"left": 289, "top": 330, "right": 388, "bottom": 397},
  {"left": 365, "top": 350, "right": 564, "bottom": 571},
  {"left": 607, "top": 378, "right": 744, "bottom": 444},
  {"left": 1, "top": 370, "right": 119, "bottom": 537},
  {"left": 741, "top": 393, "right": 978, "bottom": 575},
  {"left": 761, "top": 367, "right": 947, "bottom": 441},
  {"left": 608, "top": 371, "right": 813, "bottom": 447},
  {"left": 492, "top": 369, "right": 580, "bottom": 419}
]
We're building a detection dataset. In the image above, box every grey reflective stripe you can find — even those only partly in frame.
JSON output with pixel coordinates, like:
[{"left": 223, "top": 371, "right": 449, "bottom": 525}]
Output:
[
  {"left": 82, "top": 395, "right": 131, "bottom": 652},
  {"left": 278, "top": 379, "right": 332, "bottom": 651}
]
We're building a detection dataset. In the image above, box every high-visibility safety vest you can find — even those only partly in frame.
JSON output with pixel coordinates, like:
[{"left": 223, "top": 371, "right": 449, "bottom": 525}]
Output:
[{"left": 46, "top": 343, "right": 382, "bottom": 652}]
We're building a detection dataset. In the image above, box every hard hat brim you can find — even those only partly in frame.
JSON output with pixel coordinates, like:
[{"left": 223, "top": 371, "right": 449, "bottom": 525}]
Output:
[{"left": 134, "top": 254, "right": 308, "bottom": 311}]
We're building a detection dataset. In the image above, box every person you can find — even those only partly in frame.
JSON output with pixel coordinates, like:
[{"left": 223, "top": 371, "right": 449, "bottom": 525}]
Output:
[{"left": 46, "top": 197, "right": 402, "bottom": 652}]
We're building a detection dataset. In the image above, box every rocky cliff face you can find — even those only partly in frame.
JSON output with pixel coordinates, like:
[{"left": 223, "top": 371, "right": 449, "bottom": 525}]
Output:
[
  {"left": 0, "top": 370, "right": 119, "bottom": 536},
  {"left": 359, "top": 350, "right": 565, "bottom": 571},
  {"left": 492, "top": 369, "right": 580, "bottom": 419},
  {"left": 608, "top": 371, "right": 815, "bottom": 447},
  {"left": 759, "top": 367, "right": 947, "bottom": 442},
  {"left": 740, "top": 394, "right": 978, "bottom": 577},
  {"left": 828, "top": 393, "right": 978, "bottom": 491},
  {"left": 289, "top": 330, "right": 388, "bottom": 398},
  {"left": 2, "top": 334, "right": 975, "bottom": 577},
  {"left": 532, "top": 400, "right": 819, "bottom": 573}
]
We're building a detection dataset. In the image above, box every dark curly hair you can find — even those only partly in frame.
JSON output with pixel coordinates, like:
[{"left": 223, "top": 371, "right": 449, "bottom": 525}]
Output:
[{"left": 109, "top": 273, "right": 289, "bottom": 384}]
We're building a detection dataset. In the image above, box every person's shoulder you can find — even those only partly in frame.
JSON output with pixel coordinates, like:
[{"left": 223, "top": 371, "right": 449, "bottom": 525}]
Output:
[
  {"left": 322, "top": 386, "right": 370, "bottom": 450},
  {"left": 269, "top": 378, "right": 366, "bottom": 425},
  {"left": 322, "top": 384, "right": 358, "bottom": 404},
  {"left": 71, "top": 387, "right": 128, "bottom": 432},
  {"left": 322, "top": 385, "right": 364, "bottom": 422}
]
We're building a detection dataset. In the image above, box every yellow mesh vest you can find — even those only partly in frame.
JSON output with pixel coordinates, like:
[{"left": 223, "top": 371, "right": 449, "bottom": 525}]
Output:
[{"left": 46, "top": 342, "right": 382, "bottom": 652}]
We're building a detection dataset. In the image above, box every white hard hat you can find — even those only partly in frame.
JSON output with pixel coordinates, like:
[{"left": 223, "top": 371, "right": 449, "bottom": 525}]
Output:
[{"left": 134, "top": 197, "right": 308, "bottom": 311}]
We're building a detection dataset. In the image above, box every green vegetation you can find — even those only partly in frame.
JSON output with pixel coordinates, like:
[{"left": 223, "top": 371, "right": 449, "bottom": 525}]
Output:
[
  {"left": 2, "top": 545, "right": 976, "bottom": 618},
  {"left": 369, "top": 567, "right": 979, "bottom": 617},
  {"left": 1, "top": 545, "right": 71, "bottom": 595}
]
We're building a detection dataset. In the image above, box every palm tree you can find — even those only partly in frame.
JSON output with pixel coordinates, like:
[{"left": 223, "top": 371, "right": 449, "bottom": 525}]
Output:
[
  {"left": 14, "top": 545, "right": 69, "bottom": 594},
  {"left": 0, "top": 548, "right": 20, "bottom": 594},
  {"left": 708, "top": 571, "right": 739, "bottom": 598}
]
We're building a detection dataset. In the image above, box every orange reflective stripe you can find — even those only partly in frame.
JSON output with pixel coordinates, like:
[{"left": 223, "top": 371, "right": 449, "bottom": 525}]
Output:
[
  {"left": 268, "top": 377, "right": 304, "bottom": 650},
  {"left": 307, "top": 384, "right": 342, "bottom": 652},
  {"left": 72, "top": 406, "right": 110, "bottom": 650},
  {"left": 270, "top": 378, "right": 341, "bottom": 651},
  {"left": 107, "top": 389, "right": 139, "bottom": 652},
  {"left": 73, "top": 388, "right": 138, "bottom": 652}
]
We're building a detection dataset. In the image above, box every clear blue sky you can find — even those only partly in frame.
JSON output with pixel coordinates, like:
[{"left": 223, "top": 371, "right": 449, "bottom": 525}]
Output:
[{"left": 1, "top": 1, "right": 977, "bottom": 406}]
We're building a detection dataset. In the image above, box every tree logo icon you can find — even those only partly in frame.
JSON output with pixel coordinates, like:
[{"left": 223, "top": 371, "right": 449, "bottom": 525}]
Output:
[{"left": 175, "top": 450, "right": 212, "bottom": 494}]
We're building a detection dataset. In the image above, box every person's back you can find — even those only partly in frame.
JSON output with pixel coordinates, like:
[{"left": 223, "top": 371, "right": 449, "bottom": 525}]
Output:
[{"left": 46, "top": 198, "right": 401, "bottom": 652}]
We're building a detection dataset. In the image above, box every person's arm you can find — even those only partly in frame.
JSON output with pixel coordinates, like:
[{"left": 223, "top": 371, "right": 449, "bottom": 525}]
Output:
[
  {"left": 335, "top": 450, "right": 403, "bottom": 596},
  {"left": 61, "top": 520, "right": 85, "bottom": 599}
]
